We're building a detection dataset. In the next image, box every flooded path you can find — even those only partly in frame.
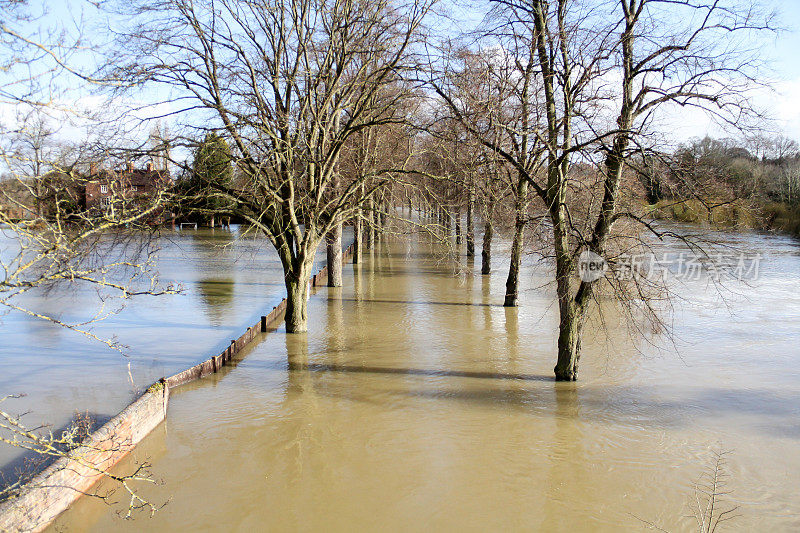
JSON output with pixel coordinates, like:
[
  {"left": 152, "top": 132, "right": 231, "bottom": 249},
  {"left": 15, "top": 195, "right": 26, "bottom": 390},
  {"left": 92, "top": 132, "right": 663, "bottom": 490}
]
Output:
[{"left": 53, "top": 231, "right": 800, "bottom": 532}]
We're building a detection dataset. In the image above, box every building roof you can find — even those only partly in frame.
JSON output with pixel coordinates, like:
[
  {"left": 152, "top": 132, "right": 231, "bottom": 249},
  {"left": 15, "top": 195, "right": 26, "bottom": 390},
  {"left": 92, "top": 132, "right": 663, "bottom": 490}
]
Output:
[{"left": 89, "top": 165, "right": 171, "bottom": 186}]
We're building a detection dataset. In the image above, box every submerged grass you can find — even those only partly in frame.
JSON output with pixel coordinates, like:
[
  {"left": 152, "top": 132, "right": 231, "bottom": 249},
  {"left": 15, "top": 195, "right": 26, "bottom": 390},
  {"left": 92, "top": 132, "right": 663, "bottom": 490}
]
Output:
[
  {"left": 646, "top": 199, "right": 800, "bottom": 237},
  {"left": 761, "top": 202, "right": 800, "bottom": 237}
]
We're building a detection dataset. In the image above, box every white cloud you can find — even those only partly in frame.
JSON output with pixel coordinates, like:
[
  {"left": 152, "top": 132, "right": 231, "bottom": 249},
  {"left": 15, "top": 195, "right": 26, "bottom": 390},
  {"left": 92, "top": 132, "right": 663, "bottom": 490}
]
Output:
[{"left": 762, "top": 78, "right": 800, "bottom": 140}]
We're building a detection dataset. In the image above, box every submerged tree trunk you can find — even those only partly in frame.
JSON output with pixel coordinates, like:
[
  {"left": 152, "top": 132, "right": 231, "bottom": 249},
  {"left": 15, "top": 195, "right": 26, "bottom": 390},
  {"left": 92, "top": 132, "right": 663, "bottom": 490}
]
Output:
[
  {"left": 326, "top": 168, "right": 343, "bottom": 286},
  {"left": 284, "top": 262, "right": 312, "bottom": 333},
  {"left": 365, "top": 197, "right": 374, "bottom": 249},
  {"left": 504, "top": 178, "right": 528, "bottom": 307},
  {"left": 353, "top": 210, "right": 361, "bottom": 265},
  {"left": 455, "top": 209, "right": 462, "bottom": 245},
  {"left": 481, "top": 219, "right": 492, "bottom": 275},
  {"left": 326, "top": 222, "right": 343, "bottom": 287},
  {"left": 552, "top": 100, "right": 630, "bottom": 380},
  {"left": 504, "top": 220, "right": 524, "bottom": 306},
  {"left": 553, "top": 264, "right": 578, "bottom": 381},
  {"left": 551, "top": 195, "right": 590, "bottom": 381},
  {"left": 380, "top": 202, "right": 387, "bottom": 228},
  {"left": 466, "top": 193, "right": 475, "bottom": 257},
  {"left": 278, "top": 233, "right": 315, "bottom": 333},
  {"left": 371, "top": 199, "right": 379, "bottom": 243},
  {"left": 554, "top": 294, "right": 588, "bottom": 381}
]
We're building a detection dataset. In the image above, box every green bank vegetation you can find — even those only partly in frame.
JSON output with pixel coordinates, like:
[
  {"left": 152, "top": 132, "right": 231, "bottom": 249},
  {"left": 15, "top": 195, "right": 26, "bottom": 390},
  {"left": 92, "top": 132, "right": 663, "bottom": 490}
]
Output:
[
  {"left": 646, "top": 199, "right": 800, "bottom": 237},
  {"left": 636, "top": 136, "right": 800, "bottom": 238}
]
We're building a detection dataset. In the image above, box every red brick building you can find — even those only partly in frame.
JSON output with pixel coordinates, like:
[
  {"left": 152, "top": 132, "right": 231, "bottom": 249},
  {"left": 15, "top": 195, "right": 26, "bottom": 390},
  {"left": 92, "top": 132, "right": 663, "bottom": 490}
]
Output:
[{"left": 85, "top": 162, "right": 171, "bottom": 221}]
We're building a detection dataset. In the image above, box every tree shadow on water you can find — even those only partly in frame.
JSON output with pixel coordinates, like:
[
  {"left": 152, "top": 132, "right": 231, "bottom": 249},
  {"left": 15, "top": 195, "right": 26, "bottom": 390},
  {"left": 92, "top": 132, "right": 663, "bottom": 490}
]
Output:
[
  {"left": 283, "top": 362, "right": 800, "bottom": 439},
  {"left": 287, "top": 361, "right": 552, "bottom": 381},
  {"left": 339, "top": 297, "right": 501, "bottom": 308}
]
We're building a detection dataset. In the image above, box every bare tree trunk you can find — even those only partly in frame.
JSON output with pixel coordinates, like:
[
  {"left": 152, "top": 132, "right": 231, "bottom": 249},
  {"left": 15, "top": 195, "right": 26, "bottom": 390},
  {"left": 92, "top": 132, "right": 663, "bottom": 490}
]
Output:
[
  {"left": 365, "top": 197, "right": 374, "bottom": 250},
  {"left": 504, "top": 178, "right": 528, "bottom": 306},
  {"left": 371, "top": 199, "right": 379, "bottom": 243},
  {"left": 554, "top": 293, "right": 587, "bottom": 381},
  {"left": 553, "top": 276, "right": 577, "bottom": 381},
  {"left": 326, "top": 222, "right": 343, "bottom": 287},
  {"left": 33, "top": 155, "right": 44, "bottom": 218},
  {"left": 353, "top": 210, "right": 361, "bottom": 265},
  {"left": 285, "top": 263, "right": 312, "bottom": 333},
  {"left": 481, "top": 219, "right": 492, "bottom": 275},
  {"left": 553, "top": 53, "right": 631, "bottom": 380},
  {"left": 379, "top": 192, "right": 387, "bottom": 228},
  {"left": 504, "top": 221, "right": 524, "bottom": 306},
  {"left": 466, "top": 192, "right": 475, "bottom": 257},
  {"left": 455, "top": 208, "right": 462, "bottom": 245},
  {"left": 552, "top": 196, "right": 587, "bottom": 380}
]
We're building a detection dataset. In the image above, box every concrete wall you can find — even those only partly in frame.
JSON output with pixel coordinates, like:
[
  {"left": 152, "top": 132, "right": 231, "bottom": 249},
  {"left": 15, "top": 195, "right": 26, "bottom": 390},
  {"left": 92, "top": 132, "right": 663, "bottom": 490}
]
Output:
[{"left": 0, "top": 384, "right": 169, "bottom": 533}]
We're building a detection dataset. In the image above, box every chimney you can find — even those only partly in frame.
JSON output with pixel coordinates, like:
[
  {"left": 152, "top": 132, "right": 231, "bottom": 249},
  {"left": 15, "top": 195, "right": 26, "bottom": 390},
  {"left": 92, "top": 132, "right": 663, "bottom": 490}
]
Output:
[
  {"left": 90, "top": 162, "right": 97, "bottom": 175},
  {"left": 146, "top": 161, "right": 153, "bottom": 172}
]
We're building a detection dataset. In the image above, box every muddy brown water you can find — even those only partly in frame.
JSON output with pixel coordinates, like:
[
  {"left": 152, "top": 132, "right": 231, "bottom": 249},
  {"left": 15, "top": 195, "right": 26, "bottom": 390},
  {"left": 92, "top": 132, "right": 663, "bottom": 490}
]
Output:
[
  {"left": 47, "top": 229, "right": 800, "bottom": 532},
  {"left": 0, "top": 226, "right": 335, "bottom": 473}
]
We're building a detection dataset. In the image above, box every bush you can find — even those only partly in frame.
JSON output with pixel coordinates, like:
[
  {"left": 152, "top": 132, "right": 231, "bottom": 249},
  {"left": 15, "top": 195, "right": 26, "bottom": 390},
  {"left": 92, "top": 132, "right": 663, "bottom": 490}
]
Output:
[{"left": 762, "top": 202, "right": 800, "bottom": 236}]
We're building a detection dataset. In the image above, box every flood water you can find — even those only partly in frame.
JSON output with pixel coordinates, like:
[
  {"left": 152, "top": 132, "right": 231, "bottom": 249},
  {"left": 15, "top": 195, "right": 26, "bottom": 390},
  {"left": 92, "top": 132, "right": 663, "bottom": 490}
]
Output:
[
  {"left": 0, "top": 227, "right": 335, "bottom": 474},
  {"left": 48, "top": 227, "right": 800, "bottom": 532}
]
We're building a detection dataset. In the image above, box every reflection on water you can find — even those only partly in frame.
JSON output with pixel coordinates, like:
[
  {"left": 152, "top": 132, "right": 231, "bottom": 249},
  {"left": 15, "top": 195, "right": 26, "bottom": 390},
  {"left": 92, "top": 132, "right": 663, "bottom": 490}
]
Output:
[
  {"left": 195, "top": 278, "right": 235, "bottom": 326},
  {"left": 50, "top": 230, "right": 800, "bottom": 531}
]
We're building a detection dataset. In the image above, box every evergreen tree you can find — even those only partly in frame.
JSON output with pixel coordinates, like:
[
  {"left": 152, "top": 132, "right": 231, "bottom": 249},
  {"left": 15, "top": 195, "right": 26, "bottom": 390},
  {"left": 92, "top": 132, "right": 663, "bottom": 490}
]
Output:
[{"left": 181, "top": 133, "right": 235, "bottom": 225}]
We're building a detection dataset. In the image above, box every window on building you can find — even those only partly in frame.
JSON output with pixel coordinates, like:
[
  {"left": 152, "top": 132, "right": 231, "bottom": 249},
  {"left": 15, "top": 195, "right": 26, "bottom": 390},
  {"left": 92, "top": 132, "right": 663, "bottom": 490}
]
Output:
[
  {"left": 101, "top": 197, "right": 112, "bottom": 206},
  {"left": 100, "top": 184, "right": 108, "bottom": 194}
]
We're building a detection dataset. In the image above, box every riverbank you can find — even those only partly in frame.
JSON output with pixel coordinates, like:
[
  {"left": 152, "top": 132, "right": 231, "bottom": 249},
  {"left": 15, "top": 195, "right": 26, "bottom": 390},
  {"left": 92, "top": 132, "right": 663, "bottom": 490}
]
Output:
[
  {"left": 646, "top": 198, "right": 800, "bottom": 237},
  {"left": 52, "top": 230, "right": 800, "bottom": 532}
]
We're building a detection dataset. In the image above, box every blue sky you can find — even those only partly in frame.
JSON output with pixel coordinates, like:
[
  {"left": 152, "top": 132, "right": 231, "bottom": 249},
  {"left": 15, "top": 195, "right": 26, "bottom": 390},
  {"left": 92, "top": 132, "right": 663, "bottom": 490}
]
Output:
[
  {"left": 771, "top": 2, "right": 800, "bottom": 79},
  {"left": 8, "top": 0, "right": 800, "bottom": 145},
  {"left": 743, "top": 1, "right": 800, "bottom": 139}
]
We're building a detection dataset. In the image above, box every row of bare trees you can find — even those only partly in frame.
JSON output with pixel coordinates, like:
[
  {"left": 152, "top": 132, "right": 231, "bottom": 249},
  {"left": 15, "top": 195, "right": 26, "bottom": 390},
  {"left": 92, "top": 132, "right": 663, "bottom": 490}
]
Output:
[
  {"left": 1, "top": 0, "right": 776, "bottom": 370},
  {"left": 100, "top": 0, "right": 433, "bottom": 332},
  {"left": 418, "top": 0, "right": 771, "bottom": 379}
]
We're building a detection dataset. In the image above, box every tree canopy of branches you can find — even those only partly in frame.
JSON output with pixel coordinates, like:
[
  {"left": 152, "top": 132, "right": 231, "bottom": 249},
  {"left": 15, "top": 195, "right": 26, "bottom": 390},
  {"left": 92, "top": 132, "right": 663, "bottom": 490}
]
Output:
[
  {"left": 113, "top": 0, "right": 434, "bottom": 331},
  {"left": 431, "top": 0, "right": 772, "bottom": 380}
]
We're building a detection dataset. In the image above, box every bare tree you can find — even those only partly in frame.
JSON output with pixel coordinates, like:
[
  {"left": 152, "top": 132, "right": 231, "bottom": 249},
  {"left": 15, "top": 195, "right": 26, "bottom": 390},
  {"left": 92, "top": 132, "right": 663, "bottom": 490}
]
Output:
[
  {"left": 433, "top": 0, "right": 771, "bottom": 380},
  {"left": 432, "top": 46, "right": 546, "bottom": 305},
  {"left": 113, "top": 0, "right": 434, "bottom": 332},
  {"left": 0, "top": 0, "right": 178, "bottom": 346},
  {"left": 3, "top": 108, "right": 59, "bottom": 218},
  {"left": 543, "top": 0, "right": 772, "bottom": 381}
]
